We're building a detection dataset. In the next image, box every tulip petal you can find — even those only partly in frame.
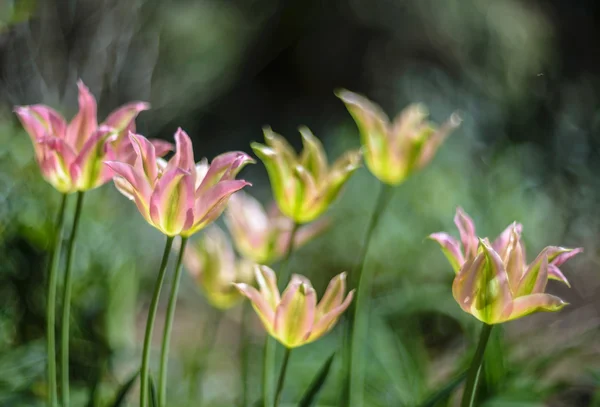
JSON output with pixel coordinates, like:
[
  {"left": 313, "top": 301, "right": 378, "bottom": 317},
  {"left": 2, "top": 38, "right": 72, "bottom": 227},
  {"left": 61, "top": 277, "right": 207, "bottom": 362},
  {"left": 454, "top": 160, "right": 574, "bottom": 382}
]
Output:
[
  {"left": 428, "top": 232, "right": 465, "bottom": 273},
  {"left": 504, "top": 225, "right": 525, "bottom": 295},
  {"left": 492, "top": 222, "right": 523, "bottom": 256},
  {"left": 504, "top": 293, "right": 567, "bottom": 322},
  {"left": 263, "top": 127, "right": 298, "bottom": 161},
  {"left": 316, "top": 272, "right": 346, "bottom": 318},
  {"left": 255, "top": 265, "right": 280, "bottom": 308},
  {"left": 517, "top": 253, "right": 549, "bottom": 296},
  {"left": 299, "top": 126, "right": 328, "bottom": 180},
  {"left": 150, "top": 139, "right": 174, "bottom": 158},
  {"left": 550, "top": 247, "right": 583, "bottom": 267},
  {"left": 149, "top": 168, "right": 195, "bottom": 236},
  {"left": 452, "top": 255, "right": 483, "bottom": 314},
  {"left": 129, "top": 132, "right": 159, "bottom": 183},
  {"left": 274, "top": 279, "right": 316, "bottom": 347},
  {"left": 473, "top": 239, "right": 512, "bottom": 323},
  {"left": 197, "top": 151, "right": 254, "bottom": 193},
  {"left": 187, "top": 180, "right": 251, "bottom": 236},
  {"left": 309, "top": 289, "right": 354, "bottom": 342},
  {"left": 415, "top": 112, "right": 461, "bottom": 169},
  {"left": 454, "top": 207, "right": 478, "bottom": 259},
  {"left": 165, "top": 128, "right": 195, "bottom": 173},
  {"left": 103, "top": 102, "right": 150, "bottom": 133},
  {"left": 547, "top": 264, "right": 571, "bottom": 287},
  {"left": 234, "top": 283, "right": 275, "bottom": 332},
  {"left": 66, "top": 80, "right": 98, "bottom": 150},
  {"left": 70, "top": 126, "right": 116, "bottom": 189}
]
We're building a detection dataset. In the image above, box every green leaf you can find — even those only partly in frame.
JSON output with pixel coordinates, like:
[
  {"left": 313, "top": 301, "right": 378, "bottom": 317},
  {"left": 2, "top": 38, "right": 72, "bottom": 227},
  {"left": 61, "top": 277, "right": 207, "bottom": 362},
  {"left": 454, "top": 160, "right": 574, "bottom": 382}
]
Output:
[
  {"left": 298, "top": 352, "right": 335, "bottom": 407},
  {"left": 108, "top": 369, "right": 139, "bottom": 407},
  {"left": 149, "top": 374, "right": 158, "bottom": 407},
  {"left": 418, "top": 370, "right": 467, "bottom": 407}
]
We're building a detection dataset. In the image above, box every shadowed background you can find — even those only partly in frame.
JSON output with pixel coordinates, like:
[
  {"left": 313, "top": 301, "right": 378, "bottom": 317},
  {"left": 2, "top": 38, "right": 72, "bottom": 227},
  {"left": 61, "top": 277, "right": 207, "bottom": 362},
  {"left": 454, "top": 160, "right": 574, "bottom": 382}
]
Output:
[{"left": 0, "top": 0, "right": 599, "bottom": 406}]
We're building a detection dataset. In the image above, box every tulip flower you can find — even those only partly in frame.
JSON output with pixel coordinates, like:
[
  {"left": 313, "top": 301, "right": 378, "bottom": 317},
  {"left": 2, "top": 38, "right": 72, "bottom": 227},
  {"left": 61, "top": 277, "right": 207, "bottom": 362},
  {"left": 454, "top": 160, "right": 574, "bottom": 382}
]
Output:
[
  {"left": 431, "top": 213, "right": 582, "bottom": 324},
  {"left": 183, "top": 227, "right": 254, "bottom": 309},
  {"left": 14, "top": 80, "right": 170, "bottom": 193},
  {"left": 235, "top": 265, "right": 354, "bottom": 348},
  {"left": 225, "top": 191, "right": 329, "bottom": 264},
  {"left": 106, "top": 128, "right": 254, "bottom": 237},
  {"left": 251, "top": 127, "right": 361, "bottom": 224},
  {"left": 336, "top": 89, "right": 461, "bottom": 186}
]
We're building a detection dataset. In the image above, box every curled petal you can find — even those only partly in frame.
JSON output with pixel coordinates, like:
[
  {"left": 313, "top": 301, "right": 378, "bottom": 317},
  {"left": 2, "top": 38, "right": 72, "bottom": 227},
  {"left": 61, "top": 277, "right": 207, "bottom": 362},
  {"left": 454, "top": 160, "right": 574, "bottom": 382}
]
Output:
[
  {"left": 255, "top": 265, "right": 281, "bottom": 308},
  {"left": 504, "top": 294, "right": 567, "bottom": 323},
  {"left": 504, "top": 225, "right": 525, "bottom": 294},
  {"left": 197, "top": 151, "right": 254, "bottom": 193},
  {"left": 66, "top": 80, "right": 98, "bottom": 150},
  {"left": 517, "top": 253, "right": 549, "bottom": 296},
  {"left": 548, "top": 264, "right": 571, "bottom": 287},
  {"left": 103, "top": 102, "right": 150, "bottom": 133},
  {"left": 309, "top": 289, "right": 354, "bottom": 342},
  {"left": 454, "top": 207, "right": 478, "bottom": 259},
  {"left": 149, "top": 169, "right": 195, "bottom": 236},
  {"left": 299, "top": 126, "right": 328, "bottom": 180},
  {"left": 316, "top": 272, "right": 346, "bottom": 318},
  {"left": 492, "top": 222, "right": 523, "bottom": 256},
  {"left": 263, "top": 127, "right": 298, "bottom": 161},
  {"left": 415, "top": 112, "right": 461, "bottom": 169},
  {"left": 166, "top": 128, "right": 195, "bottom": 173},
  {"left": 70, "top": 126, "right": 116, "bottom": 189},
  {"left": 550, "top": 247, "right": 583, "bottom": 267},
  {"left": 234, "top": 283, "right": 276, "bottom": 332},
  {"left": 129, "top": 132, "right": 159, "bottom": 183},
  {"left": 452, "top": 255, "right": 483, "bottom": 315},
  {"left": 151, "top": 139, "right": 174, "bottom": 158},
  {"left": 252, "top": 142, "right": 297, "bottom": 213},
  {"left": 428, "top": 232, "right": 465, "bottom": 273}
]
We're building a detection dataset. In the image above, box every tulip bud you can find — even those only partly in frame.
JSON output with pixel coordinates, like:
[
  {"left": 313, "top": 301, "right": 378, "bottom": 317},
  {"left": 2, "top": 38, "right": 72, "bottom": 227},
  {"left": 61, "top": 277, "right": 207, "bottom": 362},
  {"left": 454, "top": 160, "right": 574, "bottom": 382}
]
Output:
[
  {"left": 225, "top": 191, "right": 329, "bottom": 264},
  {"left": 336, "top": 89, "right": 461, "bottom": 185},
  {"left": 251, "top": 126, "right": 361, "bottom": 224},
  {"left": 183, "top": 227, "right": 254, "bottom": 309},
  {"left": 234, "top": 266, "right": 354, "bottom": 348}
]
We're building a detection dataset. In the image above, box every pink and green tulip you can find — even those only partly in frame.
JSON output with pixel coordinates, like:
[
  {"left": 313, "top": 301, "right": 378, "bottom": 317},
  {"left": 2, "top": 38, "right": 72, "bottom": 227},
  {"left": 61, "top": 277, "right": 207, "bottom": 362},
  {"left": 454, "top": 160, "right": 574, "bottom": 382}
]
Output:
[
  {"left": 430, "top": 209, "right": 582, "bottom": 324},
  {"left": 14, "top": 80, "right": 170, "bottom": 193},
  {"left": 336, "top": 89, "right": 461, "bottom": 186},
  {"left": 225, "top": 191, "right": 329, "bottom": 264},
  {"left": 234, "top": 266, "right": 354, "bottom": 348},
  {"left": 183, "top": 227, "right": 254, "bottom": 309},
  {"left": 251, "top": 127, "right": 361, "bottom": 224},
  {"left": 106, "top": 128, "right": 253, "bottom": 237}
]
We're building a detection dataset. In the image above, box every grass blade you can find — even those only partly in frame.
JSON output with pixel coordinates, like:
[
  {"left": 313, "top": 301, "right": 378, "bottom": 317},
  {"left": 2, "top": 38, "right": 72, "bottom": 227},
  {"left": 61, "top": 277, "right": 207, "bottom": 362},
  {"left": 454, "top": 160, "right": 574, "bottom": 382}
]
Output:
[
  {"left": 109, "top": 370, "right": 140, "bottom": 407},
  {"left": 298, "top": 352, "right": 336, "bottom": 407}
]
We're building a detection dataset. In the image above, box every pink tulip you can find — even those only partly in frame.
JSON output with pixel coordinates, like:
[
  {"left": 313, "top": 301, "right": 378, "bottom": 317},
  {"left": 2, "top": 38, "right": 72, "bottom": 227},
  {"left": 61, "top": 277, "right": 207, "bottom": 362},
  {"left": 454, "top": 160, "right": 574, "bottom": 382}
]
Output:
[
  {"left": 14, "top": 80, "right": 170, "bottom": 193},
  {"left": 430, "top": 209, "right": 583, "bottom": 324},
  {"left": 225, "top": 191, "right": 330, "bottom": 264},
  {"left": 234, "top": 266, "right": 354, "bottom": 348},
  {"left": 106, "top": 128, "right": 253, "bottom": 237}
]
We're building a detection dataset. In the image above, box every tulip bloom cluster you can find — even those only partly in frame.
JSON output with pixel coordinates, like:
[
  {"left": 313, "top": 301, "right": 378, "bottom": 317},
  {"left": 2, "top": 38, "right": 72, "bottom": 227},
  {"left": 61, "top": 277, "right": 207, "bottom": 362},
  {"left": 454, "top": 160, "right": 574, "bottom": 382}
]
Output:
[
  {"left": 15, "top": 81, "right": 170, "bottom": 193},
  {"left": 431, "top": 208, "right": 582, "bottom": 324}
]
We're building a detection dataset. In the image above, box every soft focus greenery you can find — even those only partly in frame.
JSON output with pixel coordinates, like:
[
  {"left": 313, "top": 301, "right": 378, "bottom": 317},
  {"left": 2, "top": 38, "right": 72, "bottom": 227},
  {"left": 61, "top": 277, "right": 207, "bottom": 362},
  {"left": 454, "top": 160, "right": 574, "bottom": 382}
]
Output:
[{"left": 1, "top": 0, "right": 599, "bottom": 406}]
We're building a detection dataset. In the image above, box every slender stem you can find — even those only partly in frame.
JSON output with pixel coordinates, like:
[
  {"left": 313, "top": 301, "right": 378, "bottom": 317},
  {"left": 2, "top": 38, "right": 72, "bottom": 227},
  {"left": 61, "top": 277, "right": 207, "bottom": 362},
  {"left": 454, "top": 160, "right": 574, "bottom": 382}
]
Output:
[
  {"left": 274, "top": 348, "right": 292, "bottom": 407},
  {"left": 60, "top": 191, "right": 85, "bottom": 407},
  {"left": 461, "top": 323, "right": 493, "bottom": 407},
  {"left": 47, "top": 194, "right": 68, "bottom": 407},
  {"left": 140, "top": 236, "right": 175, "bottom": 407},
  {"left": 187, "top": 309, "right": 220, "bottom": 403},
  {"left": 240, "top": 303, "right": 250, "bottom": 407},
  {"left": 158, "top": 237, "right": 188, "bottom": 407},
  {"left": 345, "top": 183, "right": 395, "bottom": 407},
  {"left": 263, "top": 222, "right": 299, "bottom": 407}
]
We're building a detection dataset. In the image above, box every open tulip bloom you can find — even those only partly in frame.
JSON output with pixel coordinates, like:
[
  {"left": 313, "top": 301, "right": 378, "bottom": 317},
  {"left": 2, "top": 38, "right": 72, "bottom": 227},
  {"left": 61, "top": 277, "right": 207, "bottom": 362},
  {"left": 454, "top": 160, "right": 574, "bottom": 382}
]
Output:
[
  {"left": 336, "top": 89, "right": 461, "bottom": 186},
  {"left": 183, "top": 226, "right": 255, "bottom": 310},
  {"left": 235, "top": 265, "right": 354, "bottom": 348},
  {"left": 430, "top": 208, "right": 582, "bottom": 324},
  {"left": 106, "top": 128, "right": 254, "bottom": 237},
  {"left": 14, "top": 80, "right": 171, "bottom": 193},
  {"left": 251, "top": 126, "right": 361, "bottom": 224},
  {"left": 225, "top": 191, "right": 329, "bottom": 264}
]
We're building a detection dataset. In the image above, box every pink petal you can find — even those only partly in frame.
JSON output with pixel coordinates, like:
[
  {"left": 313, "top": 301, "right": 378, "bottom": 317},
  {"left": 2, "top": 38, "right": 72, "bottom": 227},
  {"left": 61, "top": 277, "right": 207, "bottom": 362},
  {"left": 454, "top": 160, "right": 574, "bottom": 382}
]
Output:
[
  {"left": 150, "top": 139, "right": 174, "bottom": 158},
  {"left": 551, "top": 247, "right": 583, "bottom": 267},
  {"left": 66, "top": 80, "right": 98, "bottom": 151},
  {"left": 316, "top": 272, "right": 346, "bottom": 318},
  {"left": 309, "top": 289, "right": 354, "bottom": 343},
  {"left": 129, "top": 132, "right": 159, "bottom": 182},
  {"left": 429, "top": 232, "right": 465, "bottom": 273},
  {"left": 518, "top": 252, "right": 549, "bottom": 296},
  {"left": 70, "top": 126, "right": 115, "bottom": 189},
  {"left": 548, "top": 264, "right": 571, "bottom": 287},
  {"left": 27, "top": 105, "right": 68, "bottom": 139},
  {"left": 165, "top": 128, "right": 195, "bottom": 173},
  {"left": 102, "top": 101, "right": 150, "bottom": 131},
  {"left": 503, "top": 293, "right": 567, "bottom": 323},
  {"left": 255, "top": 265, "right": 281, "bottom": 308},
  {"left": 149, "top": 168, "right": 195, "bottom": 236},
  {"left": 492, "top": 222, "right": 523, "bottom": 256},
  {"left": 197, "top": 151, "right": 255, "bottom": 193},
  {"left": 273, "top": 280, "right": 301, "bottom": 337},
  {"left": 234, "top": 283, "right": 276, "bottom": 331},
  {"left": 454, "top": 207, "right": 478, "bottom": 259}
]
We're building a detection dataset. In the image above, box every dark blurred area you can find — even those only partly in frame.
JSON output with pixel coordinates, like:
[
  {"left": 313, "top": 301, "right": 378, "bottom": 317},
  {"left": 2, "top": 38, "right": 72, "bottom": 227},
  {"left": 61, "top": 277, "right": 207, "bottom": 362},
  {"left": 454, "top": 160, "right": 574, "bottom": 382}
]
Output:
[{"left": 1, "top": 0, "right": 600, "bottom": 406}]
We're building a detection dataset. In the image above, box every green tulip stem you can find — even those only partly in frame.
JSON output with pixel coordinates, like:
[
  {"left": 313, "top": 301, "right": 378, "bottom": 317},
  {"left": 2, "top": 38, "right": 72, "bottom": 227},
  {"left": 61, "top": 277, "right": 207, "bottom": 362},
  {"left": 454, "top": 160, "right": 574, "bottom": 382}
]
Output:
[
  {"left": 346, "top": 183, "right": 395, "bottom": 407},
  {"left": 461, "top": 323, "right": 493, "bottom": 407},
  {"left": 274, "top": 347, "right": 292, "bottom": 407},
  {"left": 263, "top": 222, "right": 299, "bottom": 407},
  {"left": 60, "top": 191, "right": 85, "bottom": 407},
  {"left": 158, "top": 237, "right": 188, "bottom": 407},
  {"left": 47, "top": 193, "right": 68, "bottom": 407},
  {"left": 240, "top": 303, "right": 251, "bottom": 407},
  {"left": 140, "top": 236, "right": 174, "bottom": 407}
]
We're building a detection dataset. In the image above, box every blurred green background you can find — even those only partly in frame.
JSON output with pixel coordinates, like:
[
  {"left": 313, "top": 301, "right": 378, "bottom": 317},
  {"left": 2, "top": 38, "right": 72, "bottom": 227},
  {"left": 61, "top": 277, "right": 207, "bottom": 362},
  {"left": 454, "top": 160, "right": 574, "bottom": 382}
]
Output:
[{"left": 0, "top": 0, "right": 599, "bottom": 406}]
